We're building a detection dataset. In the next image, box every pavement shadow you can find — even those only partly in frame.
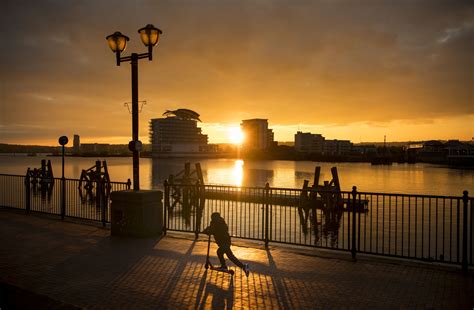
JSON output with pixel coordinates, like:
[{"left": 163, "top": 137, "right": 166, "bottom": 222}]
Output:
[
  {"left": 266, "top": 248, "right": 292, "bottom": 309},
  {"left": 194, "top": 270, "right": 234, "bottom": 309},
  {"left": 158, "top": 240, "right": 197, "bottom": 300}
]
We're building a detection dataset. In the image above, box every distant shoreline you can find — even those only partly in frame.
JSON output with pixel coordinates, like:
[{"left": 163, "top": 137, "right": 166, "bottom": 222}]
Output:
[{"left": 1, "top": 152, "right": 472, "bottom": 169}]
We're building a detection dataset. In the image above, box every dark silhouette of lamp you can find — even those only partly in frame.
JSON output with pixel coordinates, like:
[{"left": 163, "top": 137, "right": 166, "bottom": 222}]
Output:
[
  {"left": 106, "top": 31, "right": 129, "bottom": 66},
  {"left": 106, "top": 24, "right": 162, "bottom": 191},
  {"left": 138, "top": 24, "right": 161, "bottom": 60}
]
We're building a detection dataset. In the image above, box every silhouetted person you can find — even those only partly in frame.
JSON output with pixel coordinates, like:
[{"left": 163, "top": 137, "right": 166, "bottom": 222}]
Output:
[{"left": 203, "top": 212, "right": 250, "bottom": 276}]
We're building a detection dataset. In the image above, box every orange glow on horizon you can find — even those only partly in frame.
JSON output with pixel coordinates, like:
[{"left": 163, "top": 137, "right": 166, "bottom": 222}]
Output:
[{"left": 227, "top": 126, "right": 245, "bottom": 145}]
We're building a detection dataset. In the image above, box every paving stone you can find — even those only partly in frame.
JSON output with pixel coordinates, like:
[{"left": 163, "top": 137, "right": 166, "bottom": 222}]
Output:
[{"left": 0, "top": 209, "right": 473, "bottom": 309}]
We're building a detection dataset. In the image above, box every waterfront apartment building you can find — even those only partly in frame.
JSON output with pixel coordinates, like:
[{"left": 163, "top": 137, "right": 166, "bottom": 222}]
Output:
[
  {"left": 149, "top": 114, "right": 209, "bottom": 157},
  {"left": 294, "top": 131, "right": 353, "bottom": 155},
  {"left": 241, "top": 119, "right": 274, "bottom": 151},
  {"left": 295, "top": 131, "right": 325, "bottom": 153},
  {"left": 73, "top": 135, "right": 80, "bottom": 154},
  {"left": 80, "top": 143, "right": 110, "bottom": 154},
  {"left": 323, "top": 139, "right": 353, "bottom": 155}
]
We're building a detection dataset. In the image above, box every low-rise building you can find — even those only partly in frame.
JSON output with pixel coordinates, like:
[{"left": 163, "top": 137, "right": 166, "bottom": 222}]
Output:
[
  {"left": 80, "top": 143, "right": 110, "bottom": 154},
  {"left": 295, "top": 131, "right": 325, "bottom": 153},
  {"left": 324, "top": 139, "right": 352, "bottom": 155}
]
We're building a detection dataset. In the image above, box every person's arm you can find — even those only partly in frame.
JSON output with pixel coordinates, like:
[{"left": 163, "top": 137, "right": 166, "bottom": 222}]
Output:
[{"left": 202, "top": 225, "right": 212, "bottom": 235}]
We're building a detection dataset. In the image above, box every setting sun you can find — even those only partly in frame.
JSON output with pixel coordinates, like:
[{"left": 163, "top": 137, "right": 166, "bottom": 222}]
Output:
[{"left": 227, "top": 127, "right": 244, "bottom": 144}]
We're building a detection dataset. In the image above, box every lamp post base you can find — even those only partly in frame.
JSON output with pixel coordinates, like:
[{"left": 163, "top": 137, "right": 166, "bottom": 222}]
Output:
[{"left": 110, "top": 190, "right": 163, "bottom": 237}]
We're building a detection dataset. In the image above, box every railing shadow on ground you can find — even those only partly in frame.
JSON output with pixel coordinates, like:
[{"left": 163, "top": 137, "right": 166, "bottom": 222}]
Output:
[
  {"left": 2, "top": 209, "right": 473, "bottom": 308},
  {"left": 194, "top": 270, "right": 234, "bottom": 310},
  {"left": 265, "top": 248, "right": 291, "bottom": 309},
  {"left": 1, "top": 173, "right": 472, "bottom": 270},
  {"left": 164, "top": 182, "right": 472, "bottom": 269}
]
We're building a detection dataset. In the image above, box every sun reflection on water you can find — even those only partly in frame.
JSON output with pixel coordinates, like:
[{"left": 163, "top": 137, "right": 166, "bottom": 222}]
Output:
[{"left": 233, "top": 159, "right": 244, "bottom": 187}]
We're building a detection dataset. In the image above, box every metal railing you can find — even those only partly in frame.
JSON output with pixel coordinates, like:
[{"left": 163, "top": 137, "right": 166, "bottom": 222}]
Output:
[
  {"left": 1, "top": 173, "right": 471, "bottom": 270},
  {"left": 164, "top": 182, "right": 472, "bottom": 270},
  {"left": 0, "top": 174, "right": 131, "bottom": 225}
]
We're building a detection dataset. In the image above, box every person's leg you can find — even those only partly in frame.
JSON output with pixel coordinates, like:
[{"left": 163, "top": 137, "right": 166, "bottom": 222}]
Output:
[
  {"left": 216, "top": 247, "right": 227, "bottom": 267},
  {"left": 223, "top": 246, "right": 245, "bottom": 269}
]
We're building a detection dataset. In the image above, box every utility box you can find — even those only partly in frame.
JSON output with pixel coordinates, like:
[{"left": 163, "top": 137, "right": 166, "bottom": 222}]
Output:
[{"left": 110, "top": 190, "right": 163, "bottom": 237}]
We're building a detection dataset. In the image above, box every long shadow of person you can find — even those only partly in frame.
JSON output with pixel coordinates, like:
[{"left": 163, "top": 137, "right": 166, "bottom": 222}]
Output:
[{"left": 194, "top": 270, "right": 234, "bottom": 309}]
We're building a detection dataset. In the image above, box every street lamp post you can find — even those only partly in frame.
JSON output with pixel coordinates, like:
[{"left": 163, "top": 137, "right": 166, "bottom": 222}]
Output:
[
  {"left": 106, "top": 24, "right": 162, "bottom": 191},
  {"left": 58, "top": 135, "right": 69, "bottom": 219}
]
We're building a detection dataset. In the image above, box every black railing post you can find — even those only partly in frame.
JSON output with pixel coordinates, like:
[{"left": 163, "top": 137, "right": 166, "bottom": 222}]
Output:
[
  {"left": 351, "top": 186, "right": 357, "bottom": 260},
  {"left": 194, "top": 184, "right": 199, "bottom": 240},
  {"left": 25, "top": 175, "right": 30, "bottom": 213},
  {"left": 264, "top": 183, "right": 270, "bottom": 248},
  {"left": 98, "top": 179, "right": 106, "bottom": 227},
  {"left": 347, "top": 190, "right": 350, "bottom": 250},
  {"left": 462, "top": 190, "right": 468, "bottom": 273},
  {"left": 61, "top": 177, "right": 66, "bottom": 220},
  {"left": 163, "top": 180, "right": 169, "bottom": 235},
  {"left": 358, "top": 193, "right": 361, "bottom": 251}
]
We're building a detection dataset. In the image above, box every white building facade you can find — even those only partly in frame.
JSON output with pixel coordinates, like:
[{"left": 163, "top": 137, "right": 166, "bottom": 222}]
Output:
[{"left": 149, "top": 116, "right": 209, "bottom": 157}]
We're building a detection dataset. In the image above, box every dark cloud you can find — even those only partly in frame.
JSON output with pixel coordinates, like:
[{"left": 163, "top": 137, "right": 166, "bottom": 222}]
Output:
[{"left": 0, "top": 0, "right": 472, "bottom": 144}]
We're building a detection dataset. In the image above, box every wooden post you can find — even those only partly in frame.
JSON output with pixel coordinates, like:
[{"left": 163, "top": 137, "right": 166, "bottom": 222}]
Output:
[
  {"left": 195, "top": 163, "right": 204, "bottom": 185},
  {"left": 300, "top": 180, "right": 309, "bottom": 204},
  {"left": 313, "top": 166, "right": 321, "bottom": 188},
  {"left": 331, "top": 167, "right": 343, "bottom": 207},
  {"left": 183, "top": 163, "right": 190, "bottom": 211},
  {"left": 40, "top": 159, "right": 46, "bottom": 184}
]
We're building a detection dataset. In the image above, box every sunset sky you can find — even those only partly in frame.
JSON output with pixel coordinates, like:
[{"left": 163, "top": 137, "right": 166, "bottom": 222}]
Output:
[{"left": 0, "top": 0, "right": 472, "bottom": 145}]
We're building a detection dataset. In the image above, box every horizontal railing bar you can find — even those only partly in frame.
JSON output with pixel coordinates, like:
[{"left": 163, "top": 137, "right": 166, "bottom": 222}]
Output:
[{"left": 0, "top": 174, "right": 130, "bottom": 186}]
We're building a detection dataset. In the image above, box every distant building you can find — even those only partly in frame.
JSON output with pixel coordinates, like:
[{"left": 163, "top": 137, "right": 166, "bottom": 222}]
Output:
[
  {"left": 149, "top": 109, "right": 209, "bottom": 157},
  {"left": 352, "top": 144, "right": 377, "bottom": 155},
  {"left": 80, "top": 143, "right": 110, "bottom": 154},
  {"left": 295, "top": 131, "right": 325, "bottom": 153},
  {"left": 241, "top": 119, "right": 274, "bottom": 151},
  {"left": 407, "top": 140, "right": 474, "bottom": 165},
  {"left": 294, "top": 131, "right": 353, "bottom": 155},
  {"left": 324, "top": 139, "right": 352, "bottom": 155},
  {"left": 73, "top": 135, "right": 80, "bottom": 154}
]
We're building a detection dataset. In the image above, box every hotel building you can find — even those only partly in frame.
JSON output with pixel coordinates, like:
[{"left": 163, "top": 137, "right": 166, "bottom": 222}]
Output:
[
  {"left": 149, "top": 112, "right": 209, "bottom": 157},
  {"left": 241, "top": 119, "right": 274, "bottom": 151}
]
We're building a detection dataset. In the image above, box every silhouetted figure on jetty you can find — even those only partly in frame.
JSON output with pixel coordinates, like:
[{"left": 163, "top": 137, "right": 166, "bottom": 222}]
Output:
[{"left": 203, "top": 212, "right": 250, "bottom": 276}]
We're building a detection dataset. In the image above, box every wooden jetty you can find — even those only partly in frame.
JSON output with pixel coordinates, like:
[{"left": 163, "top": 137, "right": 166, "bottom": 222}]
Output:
[
  {"left": 166, "top": 163, "right": 368, "bottom": 213},
  {"left": 202, "top": 189, "right": 368, "bottom": 212}
]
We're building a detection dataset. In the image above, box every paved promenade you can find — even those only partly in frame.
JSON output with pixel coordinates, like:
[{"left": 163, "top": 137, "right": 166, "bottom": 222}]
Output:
[{"left": 0, "top": 209, "right": 473, "bottom": 309}]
